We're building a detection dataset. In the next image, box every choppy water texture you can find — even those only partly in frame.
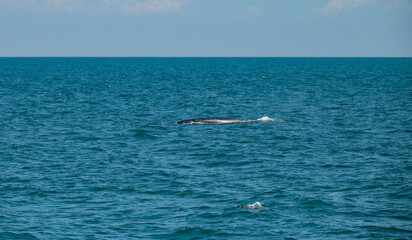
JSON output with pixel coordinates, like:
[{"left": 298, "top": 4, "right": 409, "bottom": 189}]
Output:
[{"left": 1, "top": 58, "right": 411, "bottom": 239}]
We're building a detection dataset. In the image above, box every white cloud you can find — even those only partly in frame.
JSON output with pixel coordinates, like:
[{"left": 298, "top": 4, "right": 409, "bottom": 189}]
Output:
[
  {"left": 0, "top": 0, "right": 85, "bottom": 11},
  {"left": 244, "top": 6, "right": 263, "bottom": 17},
  {"left": 0, "top": 0, "right": 185, "bottom": 14},
  {"left": 292, "top": 14, "right": 308, "bottom": 22},
  {"left": 236, "top": 6, "right": 263, "bottom": 19},
  {"left": 384, "top": 0, "right": 412, "bottom": 10},
  {"left": 121, "top": 0, "right": 183, "bottom": 14},
  {"left": 317, "top": 0, "right": 412, "bottom": 14},
  {"left": 319, "top": 0, "right": 376, "bottom": 13}
]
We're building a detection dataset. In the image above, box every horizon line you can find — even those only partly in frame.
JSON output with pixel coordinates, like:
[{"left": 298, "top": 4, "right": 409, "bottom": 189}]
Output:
[{"left": 0, "top": 56, "right": 411, "bottom": 58}]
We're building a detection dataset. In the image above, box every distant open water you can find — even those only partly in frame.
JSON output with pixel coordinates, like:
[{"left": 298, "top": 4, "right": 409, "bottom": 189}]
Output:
[{"left": 0, "top": 58, "right": 411, "bottom": 239}]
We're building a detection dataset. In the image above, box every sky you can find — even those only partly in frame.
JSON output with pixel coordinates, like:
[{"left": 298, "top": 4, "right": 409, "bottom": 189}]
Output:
[{"left": 0, "top": 0, "right": 411, "bottom": 57}]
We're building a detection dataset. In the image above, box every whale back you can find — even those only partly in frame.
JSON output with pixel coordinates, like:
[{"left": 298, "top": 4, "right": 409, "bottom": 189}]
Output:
[{"left": 176, "top": 117, "right": 251, "bottom": 124}]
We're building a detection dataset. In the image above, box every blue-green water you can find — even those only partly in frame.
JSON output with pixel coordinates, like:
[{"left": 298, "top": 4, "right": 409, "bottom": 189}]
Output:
[{"left": 0, "top": 58, "right": 411, "bottom": 239}]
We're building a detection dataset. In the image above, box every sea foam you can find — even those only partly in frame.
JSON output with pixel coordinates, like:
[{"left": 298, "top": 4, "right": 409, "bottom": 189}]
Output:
[
  {"left": 247, "top": 201, "right": 262, "bottom": 209},
  {"left": 257, "top": 116, "right": 285, "bottom": 122}
]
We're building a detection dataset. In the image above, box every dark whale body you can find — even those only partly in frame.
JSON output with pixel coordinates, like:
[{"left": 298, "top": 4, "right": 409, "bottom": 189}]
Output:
[{"left": 176, "top": 117, "right": 253, "bottom": 124}]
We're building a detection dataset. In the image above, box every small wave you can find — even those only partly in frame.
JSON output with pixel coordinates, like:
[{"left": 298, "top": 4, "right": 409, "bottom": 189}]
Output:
[
  {"left": 131, "top": 129, "right": 157, "bottom": 139},
  {"left": 0, "top": 232, "right": 39, "bottom": 240},
  {"left": 172, "top": 226, "right": 215, "bottom": 236}
]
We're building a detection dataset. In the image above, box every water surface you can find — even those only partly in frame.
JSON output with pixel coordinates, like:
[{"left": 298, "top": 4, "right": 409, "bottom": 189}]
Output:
[{"left": 0, "top": 57, "right": 411, "bottom": 239}]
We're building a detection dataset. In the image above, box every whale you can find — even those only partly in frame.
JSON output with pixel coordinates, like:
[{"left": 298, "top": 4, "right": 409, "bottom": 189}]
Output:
[
  {"left": 176, "top": 116, "right": 278, "bottom": 124},
  {"left": 176, "top": 117, "right": 253, "bottom": 124}
]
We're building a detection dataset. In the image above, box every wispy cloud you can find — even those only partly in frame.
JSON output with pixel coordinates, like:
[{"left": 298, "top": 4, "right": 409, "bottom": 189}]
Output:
[
  {"left": 121, "top": 0, "right": 183, "bottom": 14},
  {"left": 236, "top": 6, "right": 263, "bottom": 19},
  {"left": 317, "top": 0, "right": 412, "bottom": 14},
  {"left": 291, "top": 14, "right": 308, "bottom": 22},
  {"left": 384, "top": 0, "right": 412, "bottom": 11},
  {"left": 319, "top": 0, "right": 376, "bottom": 13},
  {"left": 0, "top": 0, "right": 185, "bottom": 14},
  {"left": 244, "top": 6, "right": 263, "bottom": 17}
]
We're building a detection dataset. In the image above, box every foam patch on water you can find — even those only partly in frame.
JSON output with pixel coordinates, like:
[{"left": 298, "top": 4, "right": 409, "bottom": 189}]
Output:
[
  {"left": 257, "top": 116, "right": 285, "bottom": 122},
  {"left": 247, "top": 201, "right": 262, "bottom": 209},
  {"left": 234, "top": 201, "right": 263, "bottom": 209}
]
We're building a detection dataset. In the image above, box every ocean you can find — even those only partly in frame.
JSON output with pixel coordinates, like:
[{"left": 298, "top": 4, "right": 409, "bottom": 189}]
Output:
[{"left": 0, "top": 57, "right": 411, "bottom": 239}]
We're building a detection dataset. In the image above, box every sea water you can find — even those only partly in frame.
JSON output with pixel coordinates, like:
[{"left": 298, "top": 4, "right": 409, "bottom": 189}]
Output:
[{"left": 0, "top": 58, "right": 411, "bottom": 239}]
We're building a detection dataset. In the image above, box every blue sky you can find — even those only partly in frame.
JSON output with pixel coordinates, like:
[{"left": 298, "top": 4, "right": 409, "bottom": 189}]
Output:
[{"left": 0, "top": 0, "right": 411, "bottom": 57}]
